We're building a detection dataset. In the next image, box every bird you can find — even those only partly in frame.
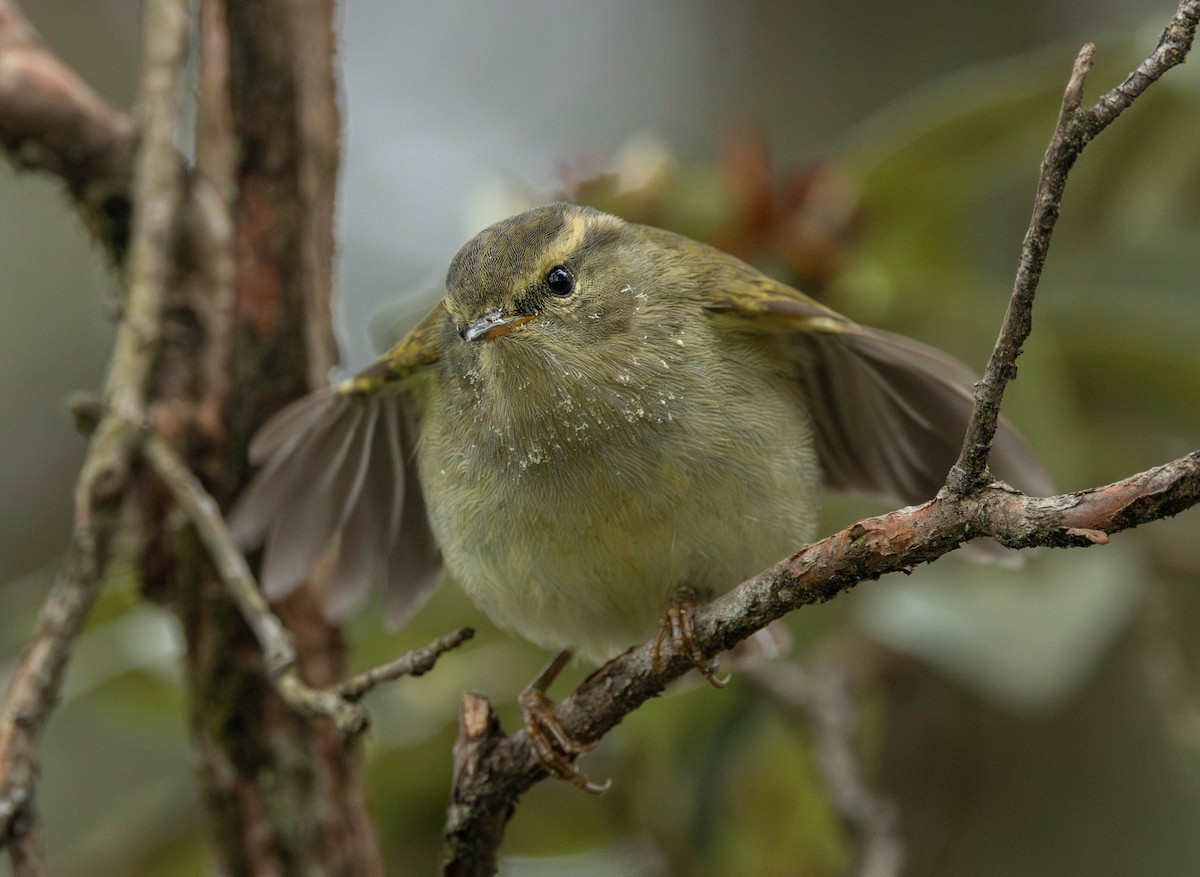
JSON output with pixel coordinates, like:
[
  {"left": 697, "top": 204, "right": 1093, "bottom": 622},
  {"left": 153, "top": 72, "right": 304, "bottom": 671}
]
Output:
[{"left": 230, "top": 201, "right": 1050, "bottom": 786}]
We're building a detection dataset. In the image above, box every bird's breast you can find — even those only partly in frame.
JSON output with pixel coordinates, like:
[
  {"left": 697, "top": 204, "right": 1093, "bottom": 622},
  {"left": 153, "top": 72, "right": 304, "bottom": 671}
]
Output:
[{"left": 414, "top": 333, "right": 823, "bottom": 661}]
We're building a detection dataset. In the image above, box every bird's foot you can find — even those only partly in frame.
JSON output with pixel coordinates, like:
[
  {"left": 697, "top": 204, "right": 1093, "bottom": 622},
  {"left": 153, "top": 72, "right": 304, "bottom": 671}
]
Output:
[
  {"left": 518, "top": 686, "right": 610, "bottom": 794},
  {"left": 517, "top": 649, "right": 610, "bottom": 794},
  {"left": 650, "top": 587, "right": 730, "bottom": 688}
]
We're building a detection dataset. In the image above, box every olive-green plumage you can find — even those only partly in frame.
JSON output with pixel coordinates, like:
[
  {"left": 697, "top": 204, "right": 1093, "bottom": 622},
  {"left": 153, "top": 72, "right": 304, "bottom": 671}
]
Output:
[{"left": 231, "top": 202, "right": 1051, "bottom": 663}]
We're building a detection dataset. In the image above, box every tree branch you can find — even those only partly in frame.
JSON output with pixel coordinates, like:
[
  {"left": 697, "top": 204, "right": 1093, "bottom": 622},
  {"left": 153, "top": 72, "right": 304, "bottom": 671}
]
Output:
[
  {"left": 441, "top": 2, "right": 1200, "bottom": 870},
  {"left": 285, "top": 0, "right": 340, "bottom": 388},
  {"left": 190, "top": 0, "right": 239, "bottom": 447},
  {"left": 0, "top": 511, "right": 116, "bottom": 873},
  {"left": 444, "top": 452, "right": 1200, "bottom": 873},
  {"left": 0, "top": 0, "right": 138, "bottom": 261},
  {"left": 0, "top": 0, "right": 189, "bottom": 868},
  {"left": 949, "top": 0, "right": 1199, "bottom": 493}
]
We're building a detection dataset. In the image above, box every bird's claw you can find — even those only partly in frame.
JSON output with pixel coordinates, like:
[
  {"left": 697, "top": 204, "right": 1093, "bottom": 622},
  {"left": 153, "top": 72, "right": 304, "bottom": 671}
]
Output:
[
  {"left": 518, "top": 686, "right": 610, "bottom": 795},
  {"left": 651, "top": 588, "right": 730, "bottom": 688}
]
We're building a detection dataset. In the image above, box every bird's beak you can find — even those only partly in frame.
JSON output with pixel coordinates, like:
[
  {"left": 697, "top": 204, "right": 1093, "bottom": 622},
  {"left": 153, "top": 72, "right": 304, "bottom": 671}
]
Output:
[{"left": 460, "top": 309, "right": 536, "bottom": 343}]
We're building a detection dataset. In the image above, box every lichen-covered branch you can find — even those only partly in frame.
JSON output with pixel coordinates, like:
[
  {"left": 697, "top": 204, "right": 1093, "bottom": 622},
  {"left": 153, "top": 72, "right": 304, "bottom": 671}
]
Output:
[
  {"left": 0, "top": 0, "right": 189, "bottom": 870},
  {"left": 0, "top": 510, "right": 117, "bottom": 875}
]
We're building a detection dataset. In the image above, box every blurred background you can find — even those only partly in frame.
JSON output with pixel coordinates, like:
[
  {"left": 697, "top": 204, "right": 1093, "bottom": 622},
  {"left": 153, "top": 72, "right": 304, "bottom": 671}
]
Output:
[{"left": 3, "top": 1, "right": 1200, "bottom": 874}]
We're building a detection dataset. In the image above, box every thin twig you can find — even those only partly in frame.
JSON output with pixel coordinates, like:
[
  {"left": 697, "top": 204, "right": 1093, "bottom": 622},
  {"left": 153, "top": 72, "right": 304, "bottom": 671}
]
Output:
[
  {"left": 746, "top": 661, "right": 903, "bottom": 877},
  {"left": 144, "top": 433, "right": 474, "bottom": 733},
  {"left": 339, "top": 628, "right": 476, "bottom": 702},
  {"left": 143, "top": 435, "right": 298, "bottom": 674},
  {"left": 949, "top": 0, "right": 1199, "bottom": 493},
  {"left": 143, "top": 434, "right": 364, "bottom": 734},
  {"left": 0, "top": 523, "right": 113, "bottom": 870},
  {"left": 109, "top": 0, "right": 190, "bottom": 425},
  {"left": 0, "top": 0, "right": 190, "bottom": 865}
]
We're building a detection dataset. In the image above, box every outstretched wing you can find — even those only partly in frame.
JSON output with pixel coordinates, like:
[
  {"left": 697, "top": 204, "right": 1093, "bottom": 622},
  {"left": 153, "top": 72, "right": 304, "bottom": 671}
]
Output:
[
  {"left": 230, "top": 303, "right": 446, "bottom": 626},
  {"left": 705, "top": 275, "right": 1053, "bottom": 505}
]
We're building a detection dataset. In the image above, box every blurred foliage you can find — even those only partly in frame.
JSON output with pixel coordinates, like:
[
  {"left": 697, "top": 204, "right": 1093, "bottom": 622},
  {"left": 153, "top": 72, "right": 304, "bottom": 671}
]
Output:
[{"left": 4, "top": 20, "right": 1200, "bottom": 877}]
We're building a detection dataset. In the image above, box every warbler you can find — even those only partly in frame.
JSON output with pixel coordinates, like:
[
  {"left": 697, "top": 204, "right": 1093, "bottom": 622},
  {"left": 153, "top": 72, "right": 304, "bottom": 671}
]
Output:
[{"left": 231, "top": 201, "right": 1050, "bottom": 667}]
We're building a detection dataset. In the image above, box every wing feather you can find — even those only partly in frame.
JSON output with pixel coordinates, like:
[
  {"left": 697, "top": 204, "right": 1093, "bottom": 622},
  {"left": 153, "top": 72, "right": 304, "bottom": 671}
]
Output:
[
  {"left": 229, "top": 302, "right": 446, "bottom": 622},
  {"left": 705, "top": 276, "right": 1053, "bottom": 504}
]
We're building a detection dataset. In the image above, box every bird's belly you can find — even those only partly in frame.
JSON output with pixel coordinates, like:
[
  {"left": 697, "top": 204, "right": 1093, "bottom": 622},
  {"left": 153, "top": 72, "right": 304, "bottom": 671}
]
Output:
[{"left": 418, "top": 378, "right": 821, "bottom": 663}]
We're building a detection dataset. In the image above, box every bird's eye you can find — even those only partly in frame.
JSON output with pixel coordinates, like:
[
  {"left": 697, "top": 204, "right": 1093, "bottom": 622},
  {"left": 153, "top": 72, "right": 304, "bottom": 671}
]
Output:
[{"left": 545, "top": 265, "right": 575, "bottom": 296}]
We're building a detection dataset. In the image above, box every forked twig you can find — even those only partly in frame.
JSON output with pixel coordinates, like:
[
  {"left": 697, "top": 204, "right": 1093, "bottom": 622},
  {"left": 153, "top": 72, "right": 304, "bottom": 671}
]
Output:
[{"left": 949, "top": 1, "right": 1199, "bottom": 493}]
